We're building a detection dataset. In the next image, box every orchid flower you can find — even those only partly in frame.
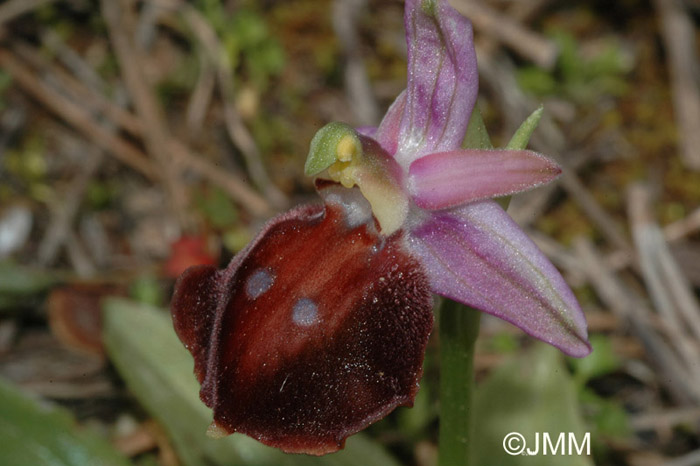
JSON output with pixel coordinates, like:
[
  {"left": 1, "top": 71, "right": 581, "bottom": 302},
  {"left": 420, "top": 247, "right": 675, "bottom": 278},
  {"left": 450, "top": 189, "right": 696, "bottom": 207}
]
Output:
[{"left": 171, "top": 0, "right": 590, "bottom": 456}]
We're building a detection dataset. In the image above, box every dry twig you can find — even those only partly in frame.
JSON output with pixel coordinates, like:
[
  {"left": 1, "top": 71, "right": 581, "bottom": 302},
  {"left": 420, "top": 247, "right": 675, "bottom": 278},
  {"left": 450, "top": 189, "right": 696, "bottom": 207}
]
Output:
[
  {"left": 631, "top": 407, "right": 700, "bottom": 432},
  {"left": 154, "top": 0, "right": 287, "bottom": 209},
  {"left": 333, "top": 0, "right": 380, "bottom": 126},
  {"left": 664, "top": 206, "right": 700, "bottom": 242},
  {"left": 0, "top": 0, "right": 57, "bottom": 26},
  {"left": 0, "top": 47, "right": 273, "bottom": 217},
  {"left": 185, "top": 54, "right": 216, "bottom": 138},
  {"left": 653, "top": 0, "right": 700, "bottom": 170},
  {"left": 0, "top": 49, "right": 157, "bottom": 178},
  {"left": 574, "top": 237, "right": 700, "bottom": 405},
  {"left": 101, "top": 0, "right": 189, "bottom": 229},
  {"left": 65, "top": 230, "right": 96, "bottom": 277},
  {"left": 627, "top": 184, "right": 700, "bottom": 355},
  {"left": 450, "top": 0, "right": 558, "bottom": 69},
  {"left": 38, "top": 149, "right": 104, "bottom": 267},
  {"left": 11, "top": 40, "right": 143, "bottom": 137},
  {"left": 604, "top": 205, "right": 700, "bottom": 276},
  {"left": 664, "top": 449, "right": 700, "bottom": 466},
  {"left": 559, "top": 165, "right": 631, "bottom": 252},
  {"left": 505, "top": 0, "right": 554, "bottom": 21},
  {"left": 41, "top": 29, "right": 107, "bottom": 93}
]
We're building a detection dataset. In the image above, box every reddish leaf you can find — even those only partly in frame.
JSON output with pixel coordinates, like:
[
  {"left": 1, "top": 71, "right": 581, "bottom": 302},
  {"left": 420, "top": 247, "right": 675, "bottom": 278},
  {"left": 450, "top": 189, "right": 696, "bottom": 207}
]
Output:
[
  {"left": 164, "top": 235, "right": 217, "bottom": 279},
  {"left": 47, "top": 283, "right": 125, "bottom": 357}
]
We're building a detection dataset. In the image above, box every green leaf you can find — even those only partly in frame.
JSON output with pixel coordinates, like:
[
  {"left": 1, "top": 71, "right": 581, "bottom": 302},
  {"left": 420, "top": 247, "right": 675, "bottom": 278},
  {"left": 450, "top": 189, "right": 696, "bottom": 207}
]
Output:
[
  {"left": 473, "top": 344, "right": 593, "bottom": 466},
  {"left": 506, "top": 105, "right": 543, "bottom": 150},
  {"left": 487, "top": 333, "right": 519, "bottom": 354},
  {"left": 0, "top": 260, "right": 59, "bottom": 312},
  {"left": 128, "top": 274, "right": 165, "bottom": 307},
  {"left": 195, "top": 187, "right": 239, "bottom": 229},
  {"left": 569, "top": 335, "right": 620, "bottom": 384},
  {"left": 0, "top": 377, "right": 130, "bottom": 466},
  {"left": 102, "top": 298, "right": 402, "bottom": 466},
  {"left": 397, "top": 377, "right": 434, "bottom": 439},
  {"left": 579, "top": 389, "right": 630, "bottom": 440},
  {"left": 463, "top": 106, "right": 493, "bottom": 150},
  {"left": 516, "top": 67, "right": 557, "bottom": 96},
  {"left": 0, "top": 260, "right": 57, "bottom": 295}
]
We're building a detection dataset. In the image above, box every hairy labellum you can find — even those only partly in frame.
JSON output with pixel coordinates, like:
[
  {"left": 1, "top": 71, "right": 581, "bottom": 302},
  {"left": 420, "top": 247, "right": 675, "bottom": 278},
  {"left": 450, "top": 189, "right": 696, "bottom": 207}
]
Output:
[{"left": 172, "top": 197, "right": 433, "bottom": 455}]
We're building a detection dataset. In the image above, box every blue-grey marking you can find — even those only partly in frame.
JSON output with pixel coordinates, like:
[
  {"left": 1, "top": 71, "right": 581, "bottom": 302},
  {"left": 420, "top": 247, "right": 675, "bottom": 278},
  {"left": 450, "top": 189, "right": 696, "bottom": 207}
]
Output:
[
  {"left": 292, "top": 298, "right": 319, "bottom": 326},
  {"left": 324, "top": 190, "right": 372, "bottom": 228},
  {"left": 246, "top": 268, "right": 275, "bottom": 299}
]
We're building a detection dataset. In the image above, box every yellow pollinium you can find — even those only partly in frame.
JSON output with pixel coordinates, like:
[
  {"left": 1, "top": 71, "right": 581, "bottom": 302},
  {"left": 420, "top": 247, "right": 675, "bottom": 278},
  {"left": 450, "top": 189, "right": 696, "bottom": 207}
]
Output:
[
  {"left": 327, "top": 135, "right": 361, "bottom": 188},
  {"left": 336, "top": 134, "right": 358, "bottom": 163}
]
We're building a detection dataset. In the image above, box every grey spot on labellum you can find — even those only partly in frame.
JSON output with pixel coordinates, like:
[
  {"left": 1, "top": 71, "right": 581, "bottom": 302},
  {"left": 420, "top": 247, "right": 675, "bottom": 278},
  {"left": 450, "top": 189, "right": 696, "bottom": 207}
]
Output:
[
  {"left": 292, "top": 298, "right": 319, "bottom": 326},
  {"left": 324, "top": 191, "right": 372, "bottom": 229},
  {"left": 246, "top": 268, "right": 275, "bottom": 299}
]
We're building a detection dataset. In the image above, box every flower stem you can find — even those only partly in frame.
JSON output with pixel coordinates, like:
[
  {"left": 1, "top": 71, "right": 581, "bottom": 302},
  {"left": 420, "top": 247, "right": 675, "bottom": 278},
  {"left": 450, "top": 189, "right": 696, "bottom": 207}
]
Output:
[{"left": 438, "top": 299, "right": 481, "bottom": 466}]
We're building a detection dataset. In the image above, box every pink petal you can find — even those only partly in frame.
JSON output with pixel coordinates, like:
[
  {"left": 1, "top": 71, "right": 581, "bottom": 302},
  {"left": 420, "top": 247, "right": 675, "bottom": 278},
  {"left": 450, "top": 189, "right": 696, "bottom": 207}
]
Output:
[
  {"left": 356, "top": 126, "right": 377, "bottom": 138},
  {"left": 396, "top": 0, "right": 478, "bottom": 167},
  {"left": 373, "top": 90, "right": 406, "bottom": 156},
  {"left": 408, "top": 149, "right": 561, "bottom": 210},
  {"left": 406, "top": 201, "right": 590, "bottom": 357}
]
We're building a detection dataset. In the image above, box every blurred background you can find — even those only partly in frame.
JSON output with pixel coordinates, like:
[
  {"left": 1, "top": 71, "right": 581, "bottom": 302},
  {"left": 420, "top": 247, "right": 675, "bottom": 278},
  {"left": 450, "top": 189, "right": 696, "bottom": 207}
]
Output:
[{"left": 0, "top": 0, "right": 699, "bottom": 465}]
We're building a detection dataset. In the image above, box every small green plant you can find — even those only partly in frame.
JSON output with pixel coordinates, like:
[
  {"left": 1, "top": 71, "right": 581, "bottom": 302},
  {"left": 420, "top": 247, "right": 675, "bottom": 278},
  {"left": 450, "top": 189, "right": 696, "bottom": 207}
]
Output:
[
  {"left": 570, "top": 335, "right": 631, "bottom": 457},
  {"left": 196, "top": 0, "right": 285, "bottom": 91},
  {"left": 0, "top": 71, "right": 12, "bottom": 111},
  {"left": 4, "top": 135, "right": 52, "bottom": 202},
  {"left": 194, "top": 186, "right": 239, "bottom": 229},
  {"left": 517, "top": 30, "right": 632, "bottom": 102}
]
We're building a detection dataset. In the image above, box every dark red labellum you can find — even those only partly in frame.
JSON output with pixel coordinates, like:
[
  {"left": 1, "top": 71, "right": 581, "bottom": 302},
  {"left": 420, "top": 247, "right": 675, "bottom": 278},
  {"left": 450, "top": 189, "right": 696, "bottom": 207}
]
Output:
[{"left": 171, "top": 200, "right": 433, "bottom": 455}]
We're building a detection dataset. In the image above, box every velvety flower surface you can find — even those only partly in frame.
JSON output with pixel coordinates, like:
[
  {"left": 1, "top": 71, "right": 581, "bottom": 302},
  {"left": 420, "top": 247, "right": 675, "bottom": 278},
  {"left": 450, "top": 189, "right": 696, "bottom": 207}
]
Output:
[{"left": 171, "top": 0, "right": 590, "bottom": 456}]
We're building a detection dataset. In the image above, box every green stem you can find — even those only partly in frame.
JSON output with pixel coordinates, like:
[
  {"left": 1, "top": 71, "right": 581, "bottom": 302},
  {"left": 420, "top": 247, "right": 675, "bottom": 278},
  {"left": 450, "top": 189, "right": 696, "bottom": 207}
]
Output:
[{"left": 438, "top": 299, "right": 481, "bottom": 466}]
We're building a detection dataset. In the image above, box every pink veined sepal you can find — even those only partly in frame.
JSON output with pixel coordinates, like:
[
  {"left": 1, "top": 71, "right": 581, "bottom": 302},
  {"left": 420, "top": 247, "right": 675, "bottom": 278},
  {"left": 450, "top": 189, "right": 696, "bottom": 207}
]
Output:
[
  {"left": 407, "top": 200, "right": 590, "bottom": 357},
  {"left": 408, "top": 149, "right": 561, "bottom": 210}
]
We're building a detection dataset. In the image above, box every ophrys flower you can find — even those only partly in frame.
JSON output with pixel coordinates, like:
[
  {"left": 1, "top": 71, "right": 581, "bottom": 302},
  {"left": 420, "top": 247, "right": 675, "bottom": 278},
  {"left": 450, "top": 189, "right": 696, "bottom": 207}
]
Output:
[{"left": 171, "top": 0, "right": 590, "bottom": 455}]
